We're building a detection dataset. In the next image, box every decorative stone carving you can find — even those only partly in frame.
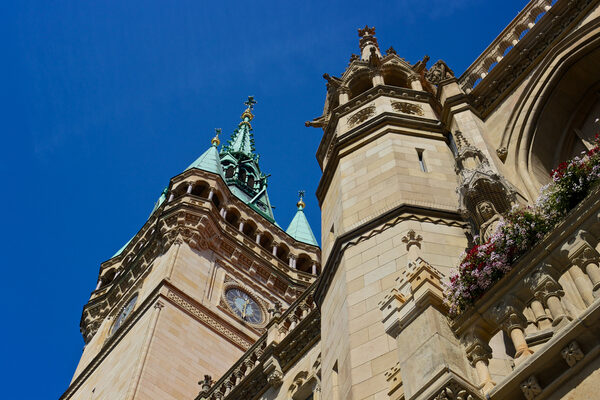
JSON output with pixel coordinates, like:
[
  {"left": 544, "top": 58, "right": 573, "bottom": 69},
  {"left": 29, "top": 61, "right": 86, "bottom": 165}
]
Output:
[
  {"left": 425, "top": 60, "right": 454, "bottom": 85},
  {"left": 266, "top": 370, "right": 283, "bottom": 387},
  {"left": 199, "top": 375, "right": 213, "bottom": 393},
  {"left": 386, "top": 46, "right": 397, "bottom": 55},
  {"left": 561, "top": 341, "right": 584, "bottom": 367},
  {"left": 401, "top": 229, "right": 423, "bottom": 251},
  {"left": 347, "top": 105, "right": 376, "bottom": 127},
  {"left": 520, "top": 376, "right": 542, "bottom": 400},
  {"left": 496, "top": 147, "right": 508, "bottom": 162},
  {"left": 477, "top": 200, "right": 503, "bottom": 243},
  {"left": 453, "top": 130, "right": 517, "bottom": 239},
  {"left": 433, "top": 382, "right": 475, "bottom": 400},
  {"left": 391, "top": 101, "right": 424, "bottom": 116}
]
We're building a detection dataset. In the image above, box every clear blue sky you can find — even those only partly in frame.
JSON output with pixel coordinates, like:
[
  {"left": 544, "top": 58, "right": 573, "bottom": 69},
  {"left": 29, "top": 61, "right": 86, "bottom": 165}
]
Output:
[{"left": 0, "top": 1, "right": 527, "bottom": 398}]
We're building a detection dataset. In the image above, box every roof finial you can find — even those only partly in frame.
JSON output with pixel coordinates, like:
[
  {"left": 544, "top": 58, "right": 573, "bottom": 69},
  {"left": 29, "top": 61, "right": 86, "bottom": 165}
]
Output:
[
  {"left": 241, "top": 96, "right": 256, "bottom": 125},
  {"left": 297, "top": 190, "right": 306, "bottom": 210},
  {"left": 358, "top": 25, "right": 381, "bottom": 61},
  {"left": 211, "top": 128, "right": 221, "bottom": 147}
]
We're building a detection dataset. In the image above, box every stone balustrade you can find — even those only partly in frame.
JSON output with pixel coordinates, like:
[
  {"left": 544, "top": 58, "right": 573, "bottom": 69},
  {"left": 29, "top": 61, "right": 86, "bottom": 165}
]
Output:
[
  {"left": 449, "top": 189, "right": 600, "bottom": 398},
  {"left": 381, "top": 188, "right": 600, "bottom": 400},
  {"left": 196, "top": 284, "right": 319, "bottom": 400},
  {"left": 458, "top": 0, "right": 555, "bottom": 93}
]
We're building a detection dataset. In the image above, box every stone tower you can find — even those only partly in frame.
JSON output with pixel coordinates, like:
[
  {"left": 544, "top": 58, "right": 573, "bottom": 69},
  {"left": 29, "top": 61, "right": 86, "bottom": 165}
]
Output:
[
  {"left": 306, "top": 26, "right": 474, "bottom": 399},
  {"left": 60, "top": 98, "right": 320, "bottom": 400}
]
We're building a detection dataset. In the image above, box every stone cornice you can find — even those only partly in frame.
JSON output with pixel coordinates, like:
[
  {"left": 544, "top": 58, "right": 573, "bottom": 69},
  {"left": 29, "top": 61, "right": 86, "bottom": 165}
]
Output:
[
  {"left": 315, "top": 114, "right": 445, "bottom": 206},
  {"left": 316, "top": 84, "right": 439, "bottom": 168},
  {"left": 314, "top": 203, "right": 468, "bottom": 306}
]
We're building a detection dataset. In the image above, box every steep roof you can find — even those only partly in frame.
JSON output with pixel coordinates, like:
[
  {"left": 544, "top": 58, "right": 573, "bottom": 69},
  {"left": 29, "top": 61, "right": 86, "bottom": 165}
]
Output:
[
  {"left": 285, "top": 196, "right": 318, "bottom": 246},
  {"left": 186, "top": 131, "right": 225, "bottom": 178}
]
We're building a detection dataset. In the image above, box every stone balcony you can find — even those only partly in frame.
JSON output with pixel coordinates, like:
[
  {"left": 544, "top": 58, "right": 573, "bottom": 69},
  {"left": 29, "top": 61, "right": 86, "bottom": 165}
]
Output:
[
  {"left": 381, "top": 189, "right": 600, "bottom": 400},
  {"left": 196, "top": 284, "right": 320, "bottom": 400}
]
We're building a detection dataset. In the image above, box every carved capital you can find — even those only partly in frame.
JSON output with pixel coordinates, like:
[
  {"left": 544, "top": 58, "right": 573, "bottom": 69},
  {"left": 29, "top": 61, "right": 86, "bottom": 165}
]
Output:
[{"left": 485, "top": 297, "right": 526, "bottom": 332}]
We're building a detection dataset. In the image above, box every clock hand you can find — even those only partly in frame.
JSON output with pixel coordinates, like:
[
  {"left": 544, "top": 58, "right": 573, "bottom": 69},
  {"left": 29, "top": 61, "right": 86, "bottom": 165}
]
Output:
[{"left": 241, "top": 298, "right": 250, "bottom": 319}]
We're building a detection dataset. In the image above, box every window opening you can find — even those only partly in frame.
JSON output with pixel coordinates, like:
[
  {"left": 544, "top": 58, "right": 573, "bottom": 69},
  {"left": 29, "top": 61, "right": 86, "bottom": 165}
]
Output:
[{"left": 416, "top": 149, "right": 428, "bottom": 172}]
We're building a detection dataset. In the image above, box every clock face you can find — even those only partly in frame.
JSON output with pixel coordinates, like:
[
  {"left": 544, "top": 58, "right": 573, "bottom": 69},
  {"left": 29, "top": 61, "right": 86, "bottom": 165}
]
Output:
[
  {"left": 111, "top": 294, "right": 138, "bottom": 336},
  {"left": 225, "top": 288, "right": 263, "bottom": 324}
]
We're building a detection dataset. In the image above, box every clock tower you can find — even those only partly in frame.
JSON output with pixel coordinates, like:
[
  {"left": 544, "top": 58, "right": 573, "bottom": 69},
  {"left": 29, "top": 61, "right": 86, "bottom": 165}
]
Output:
[{"left": 60, "top": 98, "right": 321, "bottom": 400}]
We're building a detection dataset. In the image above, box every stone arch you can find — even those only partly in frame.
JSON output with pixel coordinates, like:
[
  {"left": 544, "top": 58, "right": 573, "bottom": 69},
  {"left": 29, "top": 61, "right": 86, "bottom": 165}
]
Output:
[
  {"left": 258, "top": 231, "right": 273, "bottom": 251},
  {"left": 275, "top": 243, "right": 290, "bottom": 264},
  {"left": 501, "top": 18, "right": 600, "bottom": 198},
  {"left": 191, "top": 180, "right": 210, "bottom": 198},
  {"left": 295, "top": 254, "right": 313, "bottom": 274},
  {"left": 225, "top": 208, "right": 241, "bottom": 226},
  {"left": 241, "top": 219, "right": 257, "bottom": 238},
  {"left": 347, "top": 72, "right": 373, "bottom": 99}
]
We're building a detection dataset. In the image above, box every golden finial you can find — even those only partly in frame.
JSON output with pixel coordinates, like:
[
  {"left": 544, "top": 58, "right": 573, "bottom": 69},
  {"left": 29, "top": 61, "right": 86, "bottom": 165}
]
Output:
[
  {"left": 211, "top": 128, "right": 221, "bottom": 147},
  {"left": 241, "top": 96, "right": 256, "bottom": 122},
  {"left": 297, "top": 190, "right": 306, "bottom": 210}
]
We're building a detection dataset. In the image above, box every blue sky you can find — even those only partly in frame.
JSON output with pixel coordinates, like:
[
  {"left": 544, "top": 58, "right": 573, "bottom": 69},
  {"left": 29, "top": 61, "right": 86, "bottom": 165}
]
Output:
[{"left": 0, "top": 1, "right": 528, "bottom": 398}]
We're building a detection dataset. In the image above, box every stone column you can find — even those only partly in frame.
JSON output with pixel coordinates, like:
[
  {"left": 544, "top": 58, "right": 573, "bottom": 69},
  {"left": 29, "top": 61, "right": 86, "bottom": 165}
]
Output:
[
  {"left": 371, "top": 71, "right": 384, "bottom": 87},
  {"left": 568, "top": 265, "right": 594, "bottom": 306},
  {"left": 186, "top": 182, "right": 193, "bottom": 194},
  {"left": 486, "top": 299, "right": 533, "bottom": 363},
  {"left": 238, "top": 221, "right": 245, "bottom": 232},
  {"left": 255, "top": 233, "right": 261, "bottom": 244},
  {"left": 338, "top": 87, "right": 350, "bottom": 105},
  {"left": 464, "top": 335, "right": 495, "bottom": 394},
  {"left": 311, "top": 263, "right": 317, "bottom": 275},
  {"left": 409, "top": 75, "right": 423, "bottom": 91},
  {"left": 529, "top": 299, "right": 552, "bottom": 330},
  {"left": 168, "top": 193, "right": 175, "bottom": 202},
  {"left": 208, "top": 189, "right": 214, "bottom": 201},
  {"left": 272, "top": 245, "right": 278, "bottom": 257}
]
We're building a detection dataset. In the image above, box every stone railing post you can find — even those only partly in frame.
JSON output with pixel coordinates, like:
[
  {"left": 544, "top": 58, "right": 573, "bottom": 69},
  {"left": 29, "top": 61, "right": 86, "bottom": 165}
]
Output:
[
  {"left": 462, "top": 330, "right": 496, "bottom": 394},
  {"left": 485, "top": 297, "right": 533, "bottom": 364}
]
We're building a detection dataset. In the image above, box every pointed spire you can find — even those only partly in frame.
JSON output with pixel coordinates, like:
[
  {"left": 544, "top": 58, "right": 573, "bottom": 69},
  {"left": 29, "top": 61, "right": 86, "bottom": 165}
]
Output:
[
  {"left": 186, "top": 129, "right": 225, "bottom": 177},
  {"left": 358, "top": 25, "right": 381, "bottom": 61},
  {"left": 222, "top": 96, "right": 257, "bottom": 158},
  {"left": 286, "top": 191, "right": 318, "bottom": 247}
]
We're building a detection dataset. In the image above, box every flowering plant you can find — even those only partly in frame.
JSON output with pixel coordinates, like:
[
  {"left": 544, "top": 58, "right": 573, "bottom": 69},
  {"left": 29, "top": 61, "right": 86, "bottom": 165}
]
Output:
[{"left": 445, "top": 134, "right": 600, "bottom": 316}]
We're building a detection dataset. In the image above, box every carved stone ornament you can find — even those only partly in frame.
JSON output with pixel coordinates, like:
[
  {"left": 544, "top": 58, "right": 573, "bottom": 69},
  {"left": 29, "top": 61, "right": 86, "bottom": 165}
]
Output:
[
  {"left": 561, "top": 341, "right": 584, "bottom": 367},
  {"left": 391, "top": 101, "right": 424, "bottom": 116},
  {"left": 267, "top": 370, "right": 283, "bottom": 387},
  {"left": 520, "top": 376, "right": 542, "bottom": 400},
  {"left": 347, "top": 105, "right": 376, "bottom": 127},
  {"left": 401, "top": 229, "right": 423, "bottom": 250},
  {"left": 485, "top": 297, "right": 526, "bottom": 331},
  {"left": 433, "top": 382, "right": 475, "bottom": 400},
  {"left": 496, "top": 147, "right": 508, "bottom": 162},
  {"left": 425, "top": 59, "right": 455, "bottom": 85}
]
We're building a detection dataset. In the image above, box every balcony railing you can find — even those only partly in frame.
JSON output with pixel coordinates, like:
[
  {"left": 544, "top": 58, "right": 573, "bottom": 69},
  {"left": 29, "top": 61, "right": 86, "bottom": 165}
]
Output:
[{"left": 449, "top": 188, "right": 600, "bottom": 398}]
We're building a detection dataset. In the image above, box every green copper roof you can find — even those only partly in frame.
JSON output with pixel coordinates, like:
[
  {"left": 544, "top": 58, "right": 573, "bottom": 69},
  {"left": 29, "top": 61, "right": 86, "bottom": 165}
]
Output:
[
  {"left": 285, "top": 193, "right": 318, "bottom": 246},
  {"left": 186, "top": 130, "right": 225, "bottom": 178},
  {"left": 219, "top": 97, "right": 276, "bottom": 223}
]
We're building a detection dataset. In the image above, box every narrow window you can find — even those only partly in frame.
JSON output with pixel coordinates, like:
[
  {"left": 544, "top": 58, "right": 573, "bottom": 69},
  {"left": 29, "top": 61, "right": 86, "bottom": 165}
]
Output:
[
  {"left": 447, "top": 132, "right": 458, "bottom": 157},
  {"left": 416, "top": 149, "right": 428, "bottom": 172}
]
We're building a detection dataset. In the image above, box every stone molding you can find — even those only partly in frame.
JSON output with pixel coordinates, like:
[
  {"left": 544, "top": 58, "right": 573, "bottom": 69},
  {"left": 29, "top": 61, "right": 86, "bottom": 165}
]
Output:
[
  {"left": 315, "top": 203, "right": 468, "bottom": 306},
  {"left": 166, "top": 286, "right": 254, "bottom": 350}
]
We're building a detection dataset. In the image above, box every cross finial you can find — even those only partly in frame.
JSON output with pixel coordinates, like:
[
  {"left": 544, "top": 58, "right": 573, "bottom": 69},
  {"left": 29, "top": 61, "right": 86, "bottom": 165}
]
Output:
[
  {"left": 244, "top": 96, "right": 257, "bottom": 110},
  {"left": 211, "top": 128, "right": 221, "bottom": 147},
  {"left": 297, "top": 190, "right": 306, "bottom": 210}
]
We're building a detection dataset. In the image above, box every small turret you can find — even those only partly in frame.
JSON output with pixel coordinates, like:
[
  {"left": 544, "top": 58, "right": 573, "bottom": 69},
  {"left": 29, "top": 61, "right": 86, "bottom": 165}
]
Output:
[{"left": 285, "top": 191, "right": 318, "bottom": 247}]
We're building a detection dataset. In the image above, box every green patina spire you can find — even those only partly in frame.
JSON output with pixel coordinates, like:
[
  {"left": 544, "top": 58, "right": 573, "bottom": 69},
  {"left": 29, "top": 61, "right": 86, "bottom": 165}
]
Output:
[
  {"left": 285, "top": 191, "right": 318, "bottom": 246},
  {"left": 186, "top": 128, "right": 225, "bottom": 178},
  {"left": 220, "top": 97, "right": 276, "bottom": 223},
  {"left": 221, "top": 96, "right": 257, "bottom": 158}
]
